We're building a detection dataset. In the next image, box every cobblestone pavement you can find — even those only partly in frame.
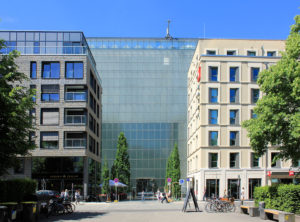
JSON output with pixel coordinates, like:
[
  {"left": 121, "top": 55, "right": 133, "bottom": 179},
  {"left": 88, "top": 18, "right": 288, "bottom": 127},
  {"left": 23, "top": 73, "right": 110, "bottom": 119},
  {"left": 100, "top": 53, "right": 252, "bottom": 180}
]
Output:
[{"left": 41, "top": 200, "right": 273, "bottom": 222}]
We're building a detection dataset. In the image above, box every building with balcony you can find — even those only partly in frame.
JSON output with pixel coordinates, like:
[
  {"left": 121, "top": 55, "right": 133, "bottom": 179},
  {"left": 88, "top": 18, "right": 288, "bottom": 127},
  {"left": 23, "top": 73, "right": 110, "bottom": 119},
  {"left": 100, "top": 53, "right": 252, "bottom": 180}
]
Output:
[
  {"left": 187, "top": 39, "right": 299, "bottom": 200},
  {"left": 0, "top": 31, "right": 102, "bottom": 198},
  {"left": 87, "top": 38, "right": 198, "bottom": 192}
]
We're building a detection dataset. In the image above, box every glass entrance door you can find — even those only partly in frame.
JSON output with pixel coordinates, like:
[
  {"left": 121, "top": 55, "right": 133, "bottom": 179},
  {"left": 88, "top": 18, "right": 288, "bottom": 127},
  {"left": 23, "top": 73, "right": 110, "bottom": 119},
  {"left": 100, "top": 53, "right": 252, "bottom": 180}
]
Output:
[
  {"left": 248, "top": 178, "right": 261, "bottom": 200},
  {"left": 228, "top": 179, "right": 240, "bottom": 199},
  {"left": 206, "top": 179, "right": 219, "bottom": 198}
]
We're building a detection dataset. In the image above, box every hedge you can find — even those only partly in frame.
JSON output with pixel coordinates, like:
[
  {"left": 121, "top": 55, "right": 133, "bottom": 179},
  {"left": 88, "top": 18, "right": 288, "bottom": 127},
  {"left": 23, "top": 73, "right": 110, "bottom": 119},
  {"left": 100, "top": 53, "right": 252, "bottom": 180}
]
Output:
[
  {"left": 0, "top": 178, "right": 37, "bottom": 202},
  {"left": 254, "top": 184, "right": 300, "bottom": 214}
]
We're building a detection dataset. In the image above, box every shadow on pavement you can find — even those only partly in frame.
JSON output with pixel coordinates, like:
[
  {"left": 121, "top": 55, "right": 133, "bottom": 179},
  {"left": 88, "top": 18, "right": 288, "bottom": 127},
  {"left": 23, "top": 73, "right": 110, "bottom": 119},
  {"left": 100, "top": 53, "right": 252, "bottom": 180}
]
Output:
[{"left": 40, "top": 211, "right": 107, "bottom": 221}]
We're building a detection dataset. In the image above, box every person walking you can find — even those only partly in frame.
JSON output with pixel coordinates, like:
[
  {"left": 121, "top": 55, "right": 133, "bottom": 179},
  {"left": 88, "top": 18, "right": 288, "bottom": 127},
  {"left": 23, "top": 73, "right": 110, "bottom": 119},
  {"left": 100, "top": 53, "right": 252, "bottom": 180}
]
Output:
[
  {"left": 64, "top": 189, "right": 69, "bottom": 201},
  {"left": 156, "top": 189, "right": 161, "bottom": 201},
  {"left": 141, "top": 190, "right": 145, "bottom": 201},
  {"left": 161, "top": 192, "right": 168, "bottom": 203},
  {"left": 241, "top": 187, "right": 245, "bottom": 204},
  {"left": 75, "top": 190, "right": 80, "bottom": 204},
  {"left": 202, "top": 186, "right": 207, "bottom": 201}
]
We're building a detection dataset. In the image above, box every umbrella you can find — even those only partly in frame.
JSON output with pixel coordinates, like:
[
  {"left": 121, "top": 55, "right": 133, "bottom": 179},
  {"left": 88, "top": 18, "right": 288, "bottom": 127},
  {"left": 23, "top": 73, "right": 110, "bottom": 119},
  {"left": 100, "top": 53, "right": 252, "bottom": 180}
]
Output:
[{"left": 100, "top": 180, "right": 127, "bottom": 187}]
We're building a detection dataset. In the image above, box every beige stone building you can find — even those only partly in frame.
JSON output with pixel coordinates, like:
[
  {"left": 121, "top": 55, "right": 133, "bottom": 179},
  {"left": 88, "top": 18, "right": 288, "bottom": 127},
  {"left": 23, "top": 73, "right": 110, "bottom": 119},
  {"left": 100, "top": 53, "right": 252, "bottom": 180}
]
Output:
[{"left": 187, "top": 39, "right": 297, "bottom": 200}]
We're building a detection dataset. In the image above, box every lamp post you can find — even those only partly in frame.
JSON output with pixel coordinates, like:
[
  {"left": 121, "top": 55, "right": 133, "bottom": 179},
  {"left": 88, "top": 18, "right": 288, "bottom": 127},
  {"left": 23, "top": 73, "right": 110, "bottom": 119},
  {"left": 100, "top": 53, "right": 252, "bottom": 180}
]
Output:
[{"left": 237, "top": 175, "right": 240, "bottom": 200}]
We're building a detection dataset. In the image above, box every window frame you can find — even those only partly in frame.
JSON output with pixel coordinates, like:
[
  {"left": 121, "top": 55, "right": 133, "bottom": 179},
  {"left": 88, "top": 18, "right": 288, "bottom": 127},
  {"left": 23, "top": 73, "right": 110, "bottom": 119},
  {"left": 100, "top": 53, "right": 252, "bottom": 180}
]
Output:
[
  {"left": 65, "top": 61, "right": 84, "bottom": 79},
  {"left": 30, "top": 61, "right": 37, "bottom": 79},
  {"left": 42, "top": 62, "right": 60, "bottom": 79},
  {"left": 209, "top": 153, "right": 218, "bottom": 168},
  {"left": 209, "top": 131, "right": 218, "bottom": 146}
]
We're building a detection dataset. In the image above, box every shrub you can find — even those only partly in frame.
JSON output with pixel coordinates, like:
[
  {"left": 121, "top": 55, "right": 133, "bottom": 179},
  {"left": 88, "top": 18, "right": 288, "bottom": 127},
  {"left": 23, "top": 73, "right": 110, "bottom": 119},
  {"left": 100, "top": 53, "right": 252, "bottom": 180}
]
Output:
[
  {"left": 254, "top": 184, "right": 300, "bottom": 214},
  {"left": 0, "top": 178, "right": 37, "bottom": 202}
]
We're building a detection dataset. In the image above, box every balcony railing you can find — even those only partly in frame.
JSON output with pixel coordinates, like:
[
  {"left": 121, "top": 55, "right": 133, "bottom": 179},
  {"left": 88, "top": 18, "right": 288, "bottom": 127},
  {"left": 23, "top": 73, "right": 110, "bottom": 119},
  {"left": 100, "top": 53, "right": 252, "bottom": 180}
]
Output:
[
  {"left": 65, "top": 115, "right": 86, "bottom": 125},
  {"left": 64, "top": 139, "right": 86, "bottom": 148},
  {"left": 65, "top": 92, "right": 86, "bottom": 101}
]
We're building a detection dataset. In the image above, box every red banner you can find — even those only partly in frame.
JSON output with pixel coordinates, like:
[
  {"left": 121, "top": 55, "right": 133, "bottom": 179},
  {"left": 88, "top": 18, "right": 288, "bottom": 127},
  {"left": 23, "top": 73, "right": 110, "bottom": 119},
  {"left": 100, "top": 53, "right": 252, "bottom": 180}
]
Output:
[
  {"left": 267, "top": 171, "right": 272, "bottom": 177},
  {"left": 197, "top": 66, "right": 201, "bottom": 82},
  {"left": 289, "top": 171, "right": 294, "bottom": 176}
]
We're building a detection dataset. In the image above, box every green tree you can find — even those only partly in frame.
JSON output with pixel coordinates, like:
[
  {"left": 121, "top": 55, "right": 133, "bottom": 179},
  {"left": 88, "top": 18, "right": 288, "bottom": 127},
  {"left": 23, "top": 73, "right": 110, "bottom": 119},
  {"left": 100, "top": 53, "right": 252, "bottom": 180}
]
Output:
[
  {"left": 102, "top": 158, "right": 110, "bottom": 198},
  {"left": 242, "top": 15, "right": 300, "bottom": 164},
  {"left": 111, "top": 132, "right": 130, "bottom": 190},
  {"left": 0, "top": 40, "right": 35, "bottom": 176},
  {"left": 165, "top": 143, "right": 181, "bottom": 198}
]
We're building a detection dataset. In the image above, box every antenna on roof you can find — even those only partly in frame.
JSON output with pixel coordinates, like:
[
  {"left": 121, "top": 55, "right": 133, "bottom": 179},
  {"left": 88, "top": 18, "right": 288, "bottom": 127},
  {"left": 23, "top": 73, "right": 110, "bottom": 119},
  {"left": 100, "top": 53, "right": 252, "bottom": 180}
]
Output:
[{"left": 165, "top": 20, "right": 173, "bottom": 40}]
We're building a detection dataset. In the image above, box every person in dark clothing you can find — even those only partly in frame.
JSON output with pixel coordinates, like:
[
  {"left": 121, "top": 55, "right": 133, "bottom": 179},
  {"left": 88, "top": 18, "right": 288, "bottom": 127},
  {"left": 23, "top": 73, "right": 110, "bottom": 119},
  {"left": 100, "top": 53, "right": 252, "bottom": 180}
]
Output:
[{"left": 161, "top": 192, "right": 168, "bottom": 203}]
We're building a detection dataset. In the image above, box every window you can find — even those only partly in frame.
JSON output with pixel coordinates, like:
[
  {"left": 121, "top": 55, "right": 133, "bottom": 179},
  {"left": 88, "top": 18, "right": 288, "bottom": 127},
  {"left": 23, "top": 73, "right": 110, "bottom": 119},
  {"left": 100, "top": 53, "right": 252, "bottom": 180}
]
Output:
[
  {"left": 40, "top": 132, "right": 58, "bottom": 149},
  {"left": 41, "top": 108, "right": 59, "bottom": 125},
  {"left": 207, "top": 50, "right": 216, "bottom": 55},
  {"left": 251, "top": 153, "right": 259, "bottom": 167},
  {"left": 230, "top": 131, "right": 238, "bottom": 146},
  {"left": 251, "top": 67, "right": 260, "bottom": 82},
  {"left": 41, "top": 85, "right": 60, "bottom": 102},
  {"left": 209, "top": 153, "right": 218, "bottom": 168},
  {"left": 30, "top": 62, "right": 37, "bottom": 79},
  {"left": 267, "top": 51, "right": 276, "bottom": 57},
  {"left": 30, "top": 85, "right": 36, "bottom": 102},
  {"left": 30, "top": 108, "right": 36, "bottom": 125},
  {"left": 230, "top": 67, "right": 238, "bottom": 82},
  {"left": 230, "top": 88, "right": 239, "bottom": 103},
  {"left": 90, "top": 71, "right": 96, "bottom": 93},
  {"left": 247, "top": 51, "right": 256, "bottom": 56},
  {"left": 271, "top": 153, "right": 281, "bottom": 168},
  {"left": 65, "top": 62, "right": 83, "bottom": 78},
  {"left": 292, "top": 160, "right": 300, "bottom": 167},
  {"left": 227, "top": 50, "right": 236, "bottom": 55},
  {"left": 13, "top": 158, "right": 25, "bottom": 174},
  {"left": 209, "top": 88, "right": 218, "bottom": 103},
  {"left": 209, "top": 110, "right": 218, "bottom": 124},
  {"left": 209, "top": 131, "right": 218, "bottom": 146},
  {"left": 230, "top": 153, "right": 239, "bottom": 168},
  {"left": 251, "top": 110, "right": 257, "bottom": 119},
  {"left": 230, "top": 110, "right": 239, "bottom": 125},
  {"left": 42, "top": 62, "right": 60, "bottom": 78},
  {"left": 251, "top": 89, "right": 260, "bottom": 103},
  {"left": 34, "top": 42, "right": 40, "bottom": 54},
  {"left": 97, "top": 123, "right": 99, "bottom": 137},
  {"left": 209, "top": 67, "right": 218, "bottom": 81}
]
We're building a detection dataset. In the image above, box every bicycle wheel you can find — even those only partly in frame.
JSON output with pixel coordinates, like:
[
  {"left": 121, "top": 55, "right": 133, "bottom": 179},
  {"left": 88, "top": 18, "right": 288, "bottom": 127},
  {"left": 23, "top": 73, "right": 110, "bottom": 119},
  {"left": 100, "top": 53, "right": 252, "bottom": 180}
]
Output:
[
  {"left": 228, "top": 203, "right": 236, "bottom": 212},
  {"left": 65, "top": 204, "right": 73, "bottom": 214},
  {"left": 71, "top": 203, "right": 76, "bottom": 212},
  {"left": 205, "top": 202, "right": 215, "bottom": 213}
]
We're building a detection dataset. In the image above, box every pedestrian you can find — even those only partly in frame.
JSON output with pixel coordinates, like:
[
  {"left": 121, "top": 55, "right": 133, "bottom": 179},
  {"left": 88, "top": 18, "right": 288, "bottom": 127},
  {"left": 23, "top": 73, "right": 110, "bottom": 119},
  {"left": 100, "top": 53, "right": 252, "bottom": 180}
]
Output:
[
  {"left": 202, "top": 186, "right": 207, "bottom": 201},
  {"left": 64, "top": 189, "right": 69, "bottom": 201},
  {"left": 156, "top": 189, "right": 161, "bottom": 201},
  {"left": 60, "top": 190, "right": 65, "bottom": 199},
  {"left": 161, "top": 192, "right": 168, "bottom": 203},
  {"left": 75, "top": 189, "right": 80, "bottom": 204},
  {"left": 141, "top": 190, "right": 145, "bottom": 201},
  {"left": 241, "top": 187, "right": 245, "bottom": 204}
]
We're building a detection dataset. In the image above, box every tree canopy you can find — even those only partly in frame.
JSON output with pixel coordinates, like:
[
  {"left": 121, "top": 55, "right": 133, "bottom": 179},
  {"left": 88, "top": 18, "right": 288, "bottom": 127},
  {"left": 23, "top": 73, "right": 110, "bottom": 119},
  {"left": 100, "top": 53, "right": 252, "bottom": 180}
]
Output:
[
  {"left": 165, "top": 143, "right": 181, "bottom": 198},
  {"left": 101, "top": 158, "right": 110, "bottom": 197},
  {"left": 0, "top": 40, "right": 35, "bottom": 176},
  {"left": 242, "top": 15, "right": 300, "bottom": 164},
  {"left": 111, "top": 132, "right": 130, "bottom": 190}
]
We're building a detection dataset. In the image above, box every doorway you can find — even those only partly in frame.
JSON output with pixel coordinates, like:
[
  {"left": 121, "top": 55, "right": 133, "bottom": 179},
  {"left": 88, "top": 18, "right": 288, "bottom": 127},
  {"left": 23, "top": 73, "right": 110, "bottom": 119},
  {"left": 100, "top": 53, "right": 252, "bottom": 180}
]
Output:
[
  {"left": 228, "top": 179, "right": 240, "bottom": 199},
  {"left": 249, "top": 178, "right": 261, "bottom": 200},
  {"left": 206, "top": 179, "right": 219, "bottom": 198}
]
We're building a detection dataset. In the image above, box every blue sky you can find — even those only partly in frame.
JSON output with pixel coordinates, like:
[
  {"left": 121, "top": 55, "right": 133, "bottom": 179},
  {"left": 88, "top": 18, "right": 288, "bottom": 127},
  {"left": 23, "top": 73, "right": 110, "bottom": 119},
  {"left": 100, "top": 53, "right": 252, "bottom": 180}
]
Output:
[{"left": 0, "top": 0, "right": 299, "bottom": 39}]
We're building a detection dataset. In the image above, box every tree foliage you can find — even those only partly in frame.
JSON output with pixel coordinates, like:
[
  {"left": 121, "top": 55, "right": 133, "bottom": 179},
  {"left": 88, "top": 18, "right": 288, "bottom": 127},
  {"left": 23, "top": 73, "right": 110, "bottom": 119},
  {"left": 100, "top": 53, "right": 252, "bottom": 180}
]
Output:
[
  {"left": 243, "top": 15, "right": 300, "bottom": 163},
  {"left": 101, "top": 158, "right": 110, "bottom": 196},
  {"left": 0, "top": 40, "right": 35, "bottom": 176},
  {"left": 165, "top": 143, "right": 181, "bottom": 198},
  {"left": 111, "top": 132, "right": 130, "bottom": 190}
]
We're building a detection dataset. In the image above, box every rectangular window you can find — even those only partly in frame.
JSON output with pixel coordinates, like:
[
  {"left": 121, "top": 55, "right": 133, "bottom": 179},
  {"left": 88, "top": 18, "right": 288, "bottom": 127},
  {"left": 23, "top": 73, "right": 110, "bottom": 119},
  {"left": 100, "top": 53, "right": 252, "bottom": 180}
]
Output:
[
  {"left": 13, "top": 158, "right": 25, "bottom": 174},
  {"left": 209, "top": 110, "right": 218, "bottom": 124},
  {"left": 40, "top": 131, "right": 58, "bottom": 149},
  {"left": 97, "top": 85, "right": 100, "bottom": 100},
  {"left": 209, "top": 131, "right": 218, "bottom": 146},
  {"left": 34, "top": 42, "right": 40, "bottom": 54},
  {"left": 251, "top": 110, "right": 257, "bottom": 119},
  {"left": 30, "top": 85, "right": 36, "bottom": 102},
  {"left": 41, "top": 85, "right": 60, "bottom": 102},
  {"left": 227, "top": 50, "right": 236, "bottom": 56},
  {"left": 251, "top": 67, "right": 260, "bottom": 82},
  {"left": 209, "top": 88, "right": 218, "bottom": 103},
  {"left": 42, "top": 62, "right": 60, "bottom": 79},
  {"left": 267, "top": 51, "right": 276, "bottom": 57},
  {"left": 41, "top": 108, "right": 59, "bottom": 125},
  {"left": 230, "top": 88, "right": 239, "bottom": 103},
  {"left": 209, "top": 153, "right": 218, "bottom": 168},
  {"left": 251, "top": 89, "right": 260, "bottom": 103},
  {"left": 230, "top": 110, "right": 239, "bottom": 125},
  {"left": 230, "top": 131, "right": 239, "bottom": 146},
  {"left": 30, "top": 62, "right": 37, "bottom": 79},
  {"left": 251, "top": 153, "right": 260, "bottom": 167},
  {"left": 65, "top": 62, "right": 83, "bottom": 78},
  {"left": 271, "top": 153, "right": 281, "bottom": 168},
  {"left": 209, "top": 67, "right": 218, "bottom": 81},
  {"left": 230, "top": 67, "right": 238, "bottom": 82},
  {"left": 207, "top": 50, "right": 216, "bottom": 55},
  {"left": 230, "top": 153, "right": 240, "bottom": 168},
  {"left": 247, "top": 51, "right": 256, "bottom": 56}
]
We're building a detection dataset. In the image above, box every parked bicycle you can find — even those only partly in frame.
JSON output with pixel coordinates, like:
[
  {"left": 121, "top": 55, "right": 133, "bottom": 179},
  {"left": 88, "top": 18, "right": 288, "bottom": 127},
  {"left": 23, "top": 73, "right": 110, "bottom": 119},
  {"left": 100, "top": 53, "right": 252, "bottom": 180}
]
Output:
[
  {"left": 47, "top": 198, "right": 75, "bottom": 217},
  {"left": 205, "top": 197, "right": 235, "bottom": 213}
]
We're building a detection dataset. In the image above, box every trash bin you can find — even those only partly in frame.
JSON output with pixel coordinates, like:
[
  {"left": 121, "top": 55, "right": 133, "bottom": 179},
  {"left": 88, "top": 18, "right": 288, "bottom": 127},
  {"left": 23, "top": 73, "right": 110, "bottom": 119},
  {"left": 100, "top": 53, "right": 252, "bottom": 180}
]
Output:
[
  {"left": 0, "top": 206, "right": 8, "bottom": 222},
  {"left": 0, "top": 202, "right": 18, "bottom": 221},
  {"left": 259, "top": 201, "right": 265, "bottom": 219},
  {"left": 21, "top": 202, "right": 37, "bottom": 222}
]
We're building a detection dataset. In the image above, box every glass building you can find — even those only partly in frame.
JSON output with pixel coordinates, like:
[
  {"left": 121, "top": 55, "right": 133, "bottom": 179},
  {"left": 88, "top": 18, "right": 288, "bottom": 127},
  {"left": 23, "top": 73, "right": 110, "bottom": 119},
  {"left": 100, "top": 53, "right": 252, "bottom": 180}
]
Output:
[{"left": 87, "top": 38, "right": 197, "bottom": 192}]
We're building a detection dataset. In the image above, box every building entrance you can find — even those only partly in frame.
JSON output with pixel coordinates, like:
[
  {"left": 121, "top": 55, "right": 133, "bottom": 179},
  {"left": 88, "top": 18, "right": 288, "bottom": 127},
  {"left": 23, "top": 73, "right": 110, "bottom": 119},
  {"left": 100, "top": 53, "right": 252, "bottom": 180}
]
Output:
[
  {"left": 206, "top": 179, "right": 219, "bottom": 198},
  {"left": 249, "top": 179, "right": 261, "bottom": 199},
  {"left": 136, "top": 178, "right": 157, "bottom": 193},
  {"left": 228, "top": 179, "right": 240, "bottom": 199}
]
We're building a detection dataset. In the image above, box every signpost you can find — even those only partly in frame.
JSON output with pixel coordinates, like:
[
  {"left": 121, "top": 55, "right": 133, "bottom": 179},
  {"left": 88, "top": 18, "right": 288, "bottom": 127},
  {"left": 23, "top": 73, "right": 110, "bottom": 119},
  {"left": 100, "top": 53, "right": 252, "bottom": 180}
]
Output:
[
  {"left": 167, "top": 178, "right": 172, "bottom": 183},
  {"left": 289, "top": 171, "right": 295, "bottom": 176},
  {"left": 179, "top": 179, "right": 184, "bottom": 185}
]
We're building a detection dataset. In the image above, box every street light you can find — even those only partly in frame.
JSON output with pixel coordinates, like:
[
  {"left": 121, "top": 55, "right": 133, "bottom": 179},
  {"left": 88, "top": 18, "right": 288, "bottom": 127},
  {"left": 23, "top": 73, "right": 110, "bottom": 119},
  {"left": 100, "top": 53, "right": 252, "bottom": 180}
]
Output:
[{"left": 237, "top": 175, "right": 240, "bottom": 200}]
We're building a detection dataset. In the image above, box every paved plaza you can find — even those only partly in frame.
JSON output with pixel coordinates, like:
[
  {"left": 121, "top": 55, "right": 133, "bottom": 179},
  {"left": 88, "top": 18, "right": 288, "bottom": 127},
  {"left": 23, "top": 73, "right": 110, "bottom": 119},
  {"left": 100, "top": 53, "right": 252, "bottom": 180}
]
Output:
[{"left": 40, "top": 200, "right": 289, "bottom": 222}]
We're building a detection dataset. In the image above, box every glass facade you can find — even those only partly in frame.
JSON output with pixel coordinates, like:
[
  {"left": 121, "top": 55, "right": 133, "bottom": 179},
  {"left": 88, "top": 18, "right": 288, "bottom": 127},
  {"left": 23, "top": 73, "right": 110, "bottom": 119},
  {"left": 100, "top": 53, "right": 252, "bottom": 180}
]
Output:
[{"left": 87, "top": 38, "right": 197, "bottom": 192}]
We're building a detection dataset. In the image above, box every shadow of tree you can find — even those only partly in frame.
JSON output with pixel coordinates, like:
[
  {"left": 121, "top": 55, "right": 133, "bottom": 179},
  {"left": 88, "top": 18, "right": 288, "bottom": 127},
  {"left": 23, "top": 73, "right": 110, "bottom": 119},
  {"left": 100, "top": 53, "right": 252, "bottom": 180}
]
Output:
[{"left": 40, "top": 211, "right": 107, "bottom": 221}]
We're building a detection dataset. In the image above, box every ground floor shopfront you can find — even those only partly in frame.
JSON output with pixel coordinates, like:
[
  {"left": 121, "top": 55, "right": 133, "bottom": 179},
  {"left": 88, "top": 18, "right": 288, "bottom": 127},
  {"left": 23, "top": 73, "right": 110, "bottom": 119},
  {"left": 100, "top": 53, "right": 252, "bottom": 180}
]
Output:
[{"left": 189, "top": 169, "right": 299, "bottom": 201}]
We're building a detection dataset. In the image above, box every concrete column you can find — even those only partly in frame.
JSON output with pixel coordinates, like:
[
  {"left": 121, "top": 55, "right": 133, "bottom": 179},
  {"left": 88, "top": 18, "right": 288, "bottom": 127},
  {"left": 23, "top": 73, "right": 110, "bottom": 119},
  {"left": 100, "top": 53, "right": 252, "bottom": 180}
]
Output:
[
  {"left": 83, "top": 156, "right": 89, "bottom": 199},
  {"left": 220, "top": 169, "right": 226, "bottom": 197}
]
